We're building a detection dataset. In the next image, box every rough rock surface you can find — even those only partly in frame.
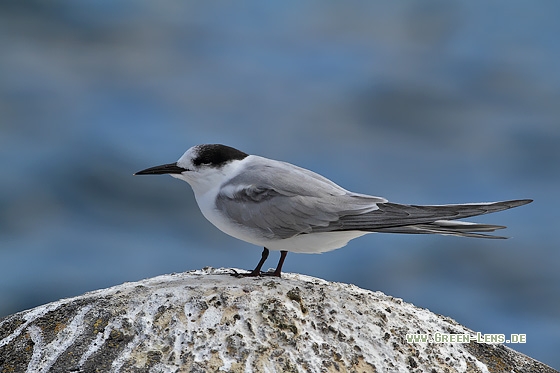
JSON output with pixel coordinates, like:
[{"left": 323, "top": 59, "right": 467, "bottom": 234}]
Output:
[{"left": 0, "top": 267, "right": 556, "bottom": 373}]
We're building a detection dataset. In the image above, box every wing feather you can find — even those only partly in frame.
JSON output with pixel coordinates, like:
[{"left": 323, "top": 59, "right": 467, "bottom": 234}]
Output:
[{"left": 215, "top": 157, "right": 386, "bottom": 239}]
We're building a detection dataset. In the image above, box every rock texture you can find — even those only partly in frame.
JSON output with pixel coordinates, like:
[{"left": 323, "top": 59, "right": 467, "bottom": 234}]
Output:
[{"left": 0, "top": 267, "right": 556, "bottom": 373}]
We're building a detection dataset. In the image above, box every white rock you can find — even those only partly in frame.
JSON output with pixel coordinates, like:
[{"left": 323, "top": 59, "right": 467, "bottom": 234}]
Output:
[{"left": 0, "top": 267, "right": 556, "bottom": 373}]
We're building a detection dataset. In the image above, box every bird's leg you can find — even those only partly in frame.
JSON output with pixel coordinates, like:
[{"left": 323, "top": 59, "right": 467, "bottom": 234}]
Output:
[
  {"left": 259, "top": 250, "right": 287, "bottom": 277},
  {"left": 273, "top": 250, "right": 287, "bottom": 277},
  {"left": 232, "top": 247, "right": 270, "bottom": 277},
  {"left": 250, "top": 247, "right": 270, "bottom": 275},
  {"left": 233, "top": 248, "right": 288, "bottom": 278}
]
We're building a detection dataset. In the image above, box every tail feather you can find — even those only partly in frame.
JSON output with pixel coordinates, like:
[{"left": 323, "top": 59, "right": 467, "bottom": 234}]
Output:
[
  {"left": 320, "top": 198, "right": 532, "bottom": 239},
  {"left": 373, "top": 220, "right": 509, "bottom": 239}
]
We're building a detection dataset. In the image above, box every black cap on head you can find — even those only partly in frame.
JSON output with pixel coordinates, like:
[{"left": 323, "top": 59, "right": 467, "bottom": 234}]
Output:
[{"left": 192, "top": 144, "right": 249, "bottom": 167}]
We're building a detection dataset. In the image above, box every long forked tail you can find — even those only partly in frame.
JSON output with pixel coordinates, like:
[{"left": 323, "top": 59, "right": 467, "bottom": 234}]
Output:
[
  {"left": 373, "top": 220, "right": 510, "bottom": 239},
  {"left": 341, "top": 199, "right": 533, "bottom": 238}
]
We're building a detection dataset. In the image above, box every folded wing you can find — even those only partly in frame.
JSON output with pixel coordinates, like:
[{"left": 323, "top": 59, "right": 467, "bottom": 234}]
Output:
[{"left": 215, "top": 157, "right": 386, "bottom": 239}]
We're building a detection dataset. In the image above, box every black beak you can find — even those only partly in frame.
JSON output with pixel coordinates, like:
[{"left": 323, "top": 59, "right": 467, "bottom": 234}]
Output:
[{"left": 134, "top": 163, "right": 188, "bottom": 175}]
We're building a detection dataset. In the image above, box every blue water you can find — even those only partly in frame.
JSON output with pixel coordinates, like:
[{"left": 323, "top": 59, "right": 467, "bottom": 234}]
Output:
[{"left": 1, "top": 1, "right": 559, "bottom": 369}]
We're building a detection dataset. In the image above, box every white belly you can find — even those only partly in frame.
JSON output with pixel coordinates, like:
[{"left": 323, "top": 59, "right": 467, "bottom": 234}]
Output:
[{"left": 262, "top": 231, "right": 370, "bottom": 253}]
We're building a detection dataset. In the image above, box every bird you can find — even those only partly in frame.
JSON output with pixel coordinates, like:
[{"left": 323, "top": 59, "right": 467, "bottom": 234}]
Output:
[{"left": 135, "top": 144, "right": 532, "bottom": 278}]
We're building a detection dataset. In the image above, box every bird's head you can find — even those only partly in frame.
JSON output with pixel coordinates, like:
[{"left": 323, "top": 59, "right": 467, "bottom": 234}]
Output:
[{"left": 135, "top": 144, "right": 249, "bottom": 193}]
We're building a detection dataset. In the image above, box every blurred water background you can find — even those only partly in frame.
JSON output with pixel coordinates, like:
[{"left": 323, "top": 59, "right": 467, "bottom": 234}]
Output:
[{"left": 1, "top": 1, "right": 559, "bottom": 368}]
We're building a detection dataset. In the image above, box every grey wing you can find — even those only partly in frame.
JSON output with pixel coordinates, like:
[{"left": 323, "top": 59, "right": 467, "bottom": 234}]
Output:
[{"left": 215, "top": 158, "right": 387, "bottom": 239}]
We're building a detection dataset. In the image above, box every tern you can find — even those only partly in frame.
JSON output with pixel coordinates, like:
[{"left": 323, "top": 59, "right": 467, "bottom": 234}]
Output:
[{"left": 135, "top": 144, "right": 532, "bottom": 277}]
